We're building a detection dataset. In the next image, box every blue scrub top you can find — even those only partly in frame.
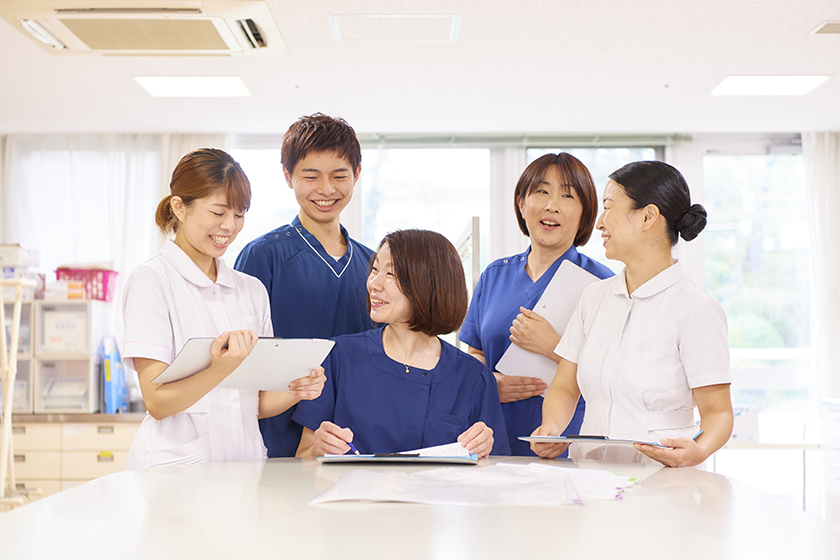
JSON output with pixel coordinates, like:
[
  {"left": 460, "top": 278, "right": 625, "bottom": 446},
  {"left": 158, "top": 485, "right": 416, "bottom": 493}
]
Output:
[
  {"left": 293, "top": 327, "right": 511, "bottom": 455},
  {"left": 459, "top": 245, "right": 614, "bottom": 456},
  {"left": 235, "top": 216, "right": 377, "bottom": 457}
]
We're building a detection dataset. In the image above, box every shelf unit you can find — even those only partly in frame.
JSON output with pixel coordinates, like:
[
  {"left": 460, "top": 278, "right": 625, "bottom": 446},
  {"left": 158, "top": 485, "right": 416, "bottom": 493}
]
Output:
[
  {"left": 33, "top": 300, "right": 110, "bottom": 414},
  {"left": 1, "top": 301, "right": 33, "bottom": 414}
]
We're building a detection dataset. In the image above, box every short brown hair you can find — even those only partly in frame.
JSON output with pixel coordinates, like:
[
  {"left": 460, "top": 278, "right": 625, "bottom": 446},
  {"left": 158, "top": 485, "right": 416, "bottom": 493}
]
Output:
[
  {"left": 371, "top": 229, "right": 468, "bottom": 337},
  {"left": 513, "top": 153, "right": 599, "bottom": 246},
  {"left": 155, "top": 148, "right": 251, "bottom": 234},
  {"left": 281, "top": 113, "right": 362, "bottom": 175}
]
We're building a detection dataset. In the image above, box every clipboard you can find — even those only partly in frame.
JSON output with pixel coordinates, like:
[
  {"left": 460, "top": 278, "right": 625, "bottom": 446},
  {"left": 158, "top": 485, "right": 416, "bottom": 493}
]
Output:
[
  {"left": 152, "top": 337, "right": 335, "bottom": 391},
  {"left": 495, "top": 260, "right": 600, "bottom": 386},
  {"left": 317, "top": 453, "right": 479, "bottom": 465},
  {"left": 519, "top": 435, "right": 672, "bottom": 449}
]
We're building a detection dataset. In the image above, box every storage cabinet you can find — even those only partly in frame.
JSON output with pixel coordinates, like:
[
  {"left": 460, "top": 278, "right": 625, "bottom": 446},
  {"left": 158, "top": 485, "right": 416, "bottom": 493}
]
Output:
[
  {"left": 10, "top": 422, "right": 62, "bottom": 497},
  {"left": 10, "top": 417, "right": 141, "bottom": 500},
  {"left": 33, "top": 300, "right": 110, "bottom": 413}
]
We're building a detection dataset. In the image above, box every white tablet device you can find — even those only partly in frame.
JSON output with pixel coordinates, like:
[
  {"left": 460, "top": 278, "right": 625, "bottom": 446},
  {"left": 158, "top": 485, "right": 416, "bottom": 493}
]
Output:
[{"left": 152, "top": 337, "right": 334, "bottom": 392}]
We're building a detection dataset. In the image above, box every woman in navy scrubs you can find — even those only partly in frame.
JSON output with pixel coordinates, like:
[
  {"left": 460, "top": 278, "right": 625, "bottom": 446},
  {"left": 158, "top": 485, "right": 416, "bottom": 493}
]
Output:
[
  {"left": 294, "top": 229, "right": 510, "bottom": 458},
  {"left": 459, "top": 153, "right": 613, "bottom": 456}
]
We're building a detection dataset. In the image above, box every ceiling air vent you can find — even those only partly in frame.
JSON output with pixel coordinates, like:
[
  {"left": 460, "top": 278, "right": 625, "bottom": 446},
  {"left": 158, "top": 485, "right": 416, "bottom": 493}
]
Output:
[
  {"left": 0, "top": 0, "right": 285, "bottom": 56},
  {"left": 812, "top": 21, "right": 840, "bottom": 34}
]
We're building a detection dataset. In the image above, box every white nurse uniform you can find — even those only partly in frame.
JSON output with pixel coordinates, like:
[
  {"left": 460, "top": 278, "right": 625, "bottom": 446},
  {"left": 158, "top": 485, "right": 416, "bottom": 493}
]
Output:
[
  {"left": 122, "top": 240, "right": 272, "bottom": 468},
  {"left": 556, "top": 262, "right": 730, "bottom": 454}
]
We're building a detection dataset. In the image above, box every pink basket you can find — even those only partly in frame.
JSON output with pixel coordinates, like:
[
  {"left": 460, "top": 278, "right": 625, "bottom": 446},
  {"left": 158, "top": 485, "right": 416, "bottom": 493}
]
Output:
[{"left": 55, "top": 268, "right": 118, "bottom": 301}]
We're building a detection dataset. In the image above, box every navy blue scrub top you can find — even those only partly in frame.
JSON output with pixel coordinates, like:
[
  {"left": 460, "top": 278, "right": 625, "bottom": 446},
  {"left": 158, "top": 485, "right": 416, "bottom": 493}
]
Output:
[
  {"left": 293, "top": 327, "right": 511, "bottom": 455},
  {"left": 459, "top": 245, "right": 614, "bottom": 456},
  {"left": 235, "top": 216, "right": 377, "bottom": 457}
]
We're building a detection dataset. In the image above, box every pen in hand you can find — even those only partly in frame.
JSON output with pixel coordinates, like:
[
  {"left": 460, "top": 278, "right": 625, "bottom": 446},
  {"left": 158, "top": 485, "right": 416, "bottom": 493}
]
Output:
[{"left": 347, "top": 441, "right": 360, "bottom": 455}]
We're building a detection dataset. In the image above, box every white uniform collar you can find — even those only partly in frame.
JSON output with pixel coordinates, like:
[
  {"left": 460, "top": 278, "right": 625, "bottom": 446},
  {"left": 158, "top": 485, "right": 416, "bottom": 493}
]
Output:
[
  {"left": 160, "top": 239, "right": 236, "bottom": 288},
  {"left": 612, "top": 261, "right": 685, "bottom": 299}
]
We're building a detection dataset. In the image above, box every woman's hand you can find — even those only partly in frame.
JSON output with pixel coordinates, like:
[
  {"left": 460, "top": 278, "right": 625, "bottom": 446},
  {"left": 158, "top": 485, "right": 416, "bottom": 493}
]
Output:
[
  {"left": 210, "top": 330, "right": 258, "bottom": 376},
  {"left": 289, "top": 367, "right": 326, "bottom": 401},
  {"left": 312, "top": 421, "right": 355, "bottom": 456},
  {"left": 529, "top": 422, "right": 570, "bottom": 459},
  {"left": 457, "top": 422, "right": 494, "bottom": 459},
  {"left": 634, "top": 437, "right": 707, "bottom": 468},
  {"left": 509, "top": 307, "right": 562, "bottom": 362},
  {"left": 636, "top": 384, "right": 733, "bottom": 468},
  {"left": 494, "top": 371, "right": 547, "bottom": 403}
]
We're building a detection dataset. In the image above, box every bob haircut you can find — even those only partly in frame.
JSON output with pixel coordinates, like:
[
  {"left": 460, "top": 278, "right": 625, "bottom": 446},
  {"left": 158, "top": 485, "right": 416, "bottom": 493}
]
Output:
[
  {"left": 513, "top": 153, "right": 599, "bottom": 246},
  {"left": 281, "top": 113, "right": 362, "bottom": 176},
  {"left": 369, "top": 229, "right": 468, "bottom": 337},
  {"left": 609, "top": 160, "right": 707, "bottom": 246},
  {"left": 155, "top": 148, "right": 251, "bottom": 234}
]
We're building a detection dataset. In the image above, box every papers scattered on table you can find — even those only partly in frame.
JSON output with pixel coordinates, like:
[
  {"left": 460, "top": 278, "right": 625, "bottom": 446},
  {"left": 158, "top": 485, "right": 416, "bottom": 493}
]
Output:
[
  {"left": 494, "top": 260, "right": 600, "bottom": 387},
  {"left": 319, "top": 442, "right": 478, "bottom": 464},
  {"left": 309, "top": 463, "right": 639, "bottom": 506}
]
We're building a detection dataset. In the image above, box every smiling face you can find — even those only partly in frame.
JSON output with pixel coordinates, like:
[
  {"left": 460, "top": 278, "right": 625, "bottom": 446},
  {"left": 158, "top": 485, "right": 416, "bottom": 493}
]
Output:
[
  {"left": 517, "top": 165, "right": 584, "bottom": 253},
  {"left": 172, "top": 190, "right": 244, "bottom": 269},
  {"left": 595, "top": 179, "right": 643, "bottom": 262},
  {"left": 285, "top": 150, "right": 359, "bottom": 231},
  {"left": 367, "top": 243, "right": 413, "bottom": 326}
]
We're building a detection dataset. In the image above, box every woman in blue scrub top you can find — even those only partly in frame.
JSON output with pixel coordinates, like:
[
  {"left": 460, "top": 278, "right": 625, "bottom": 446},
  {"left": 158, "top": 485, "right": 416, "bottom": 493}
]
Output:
[
  {"left": 459, "top": 153, "right": 613, "bottom": 456},
  {"left": 294, "top": 229, "right": 510, "bottom": 458}
]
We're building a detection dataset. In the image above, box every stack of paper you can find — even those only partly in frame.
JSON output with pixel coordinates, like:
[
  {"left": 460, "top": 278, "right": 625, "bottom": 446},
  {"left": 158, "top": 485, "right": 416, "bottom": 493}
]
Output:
[{"left": 309, "top": 463, "right": 638, "bottom": 506}]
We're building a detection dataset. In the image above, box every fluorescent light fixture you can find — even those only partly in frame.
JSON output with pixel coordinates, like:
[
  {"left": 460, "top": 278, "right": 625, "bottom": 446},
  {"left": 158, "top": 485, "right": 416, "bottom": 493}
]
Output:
[
  {"left": 711, "top": 75, "right": 828, "bottom": 96},
  {"left": 20, "top": 19, "right": 65, "bottom": 50},
  {"left": 134, "top": 76, "right": 250, "bottom": 97}
]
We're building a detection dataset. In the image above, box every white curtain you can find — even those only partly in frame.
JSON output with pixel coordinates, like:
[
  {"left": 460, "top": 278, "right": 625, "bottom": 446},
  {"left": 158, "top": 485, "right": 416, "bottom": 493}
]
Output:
[
  {"left": 2, "top": 133, "right": 227, "bottom": 337},
  {"left": 803, "top": 132, "right": 840, "bottom": 404}
]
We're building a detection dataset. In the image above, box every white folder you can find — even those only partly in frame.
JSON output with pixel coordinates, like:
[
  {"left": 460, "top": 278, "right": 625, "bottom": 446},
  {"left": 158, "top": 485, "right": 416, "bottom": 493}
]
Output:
[
  {"left": 152, "top": 337, "right": 334, "bottom": 392},
  {"left": 494, "top": 260, "right": 600, "bottom": 387}
]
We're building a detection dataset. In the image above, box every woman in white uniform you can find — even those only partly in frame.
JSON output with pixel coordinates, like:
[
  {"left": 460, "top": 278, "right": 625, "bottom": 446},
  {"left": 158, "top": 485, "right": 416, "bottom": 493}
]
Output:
[
  {"left": 123, "top": 148, "right": 326, "bottom": 469},
  {"left": 531, "top": 161, "right": 733, "bottom": 467}
]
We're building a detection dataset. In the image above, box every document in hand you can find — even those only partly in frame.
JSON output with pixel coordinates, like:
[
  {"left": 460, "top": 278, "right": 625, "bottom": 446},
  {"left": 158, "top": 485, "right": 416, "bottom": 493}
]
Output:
[
  {"left": 494, "top": 260, "right": 600, "bottom": 387},
  {"left": 152, "top": 337, "right": 334, "bottom": 392},
  {"left": 318, "top": 442, "right": 479, "bottom": 464},
  {"left": 519, "top": 435, "right": 671, "bottom": 448}
]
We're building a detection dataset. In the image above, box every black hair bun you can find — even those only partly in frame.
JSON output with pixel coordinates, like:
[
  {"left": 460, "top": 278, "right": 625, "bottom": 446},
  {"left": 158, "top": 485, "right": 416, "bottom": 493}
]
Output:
[{"left": 676, "top": 204, "right": 707, "bottom": 241}]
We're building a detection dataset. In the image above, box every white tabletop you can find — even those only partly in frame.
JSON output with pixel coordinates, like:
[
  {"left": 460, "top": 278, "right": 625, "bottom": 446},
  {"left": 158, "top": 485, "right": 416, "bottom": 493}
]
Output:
[{"left": 1, "top": 456, "right": 838, "bottom": 559}]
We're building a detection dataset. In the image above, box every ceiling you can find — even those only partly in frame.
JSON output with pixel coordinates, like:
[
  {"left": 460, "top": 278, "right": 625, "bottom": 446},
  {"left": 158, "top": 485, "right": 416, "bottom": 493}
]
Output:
[{"left": 1, "top": 0, "right": 839, "bottom": 136}]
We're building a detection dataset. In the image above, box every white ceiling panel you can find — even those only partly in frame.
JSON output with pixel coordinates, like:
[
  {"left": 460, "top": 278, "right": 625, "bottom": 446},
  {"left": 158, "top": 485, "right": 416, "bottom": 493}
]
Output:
[{"left": 0, "top": 0, "right": 838, "bottom": 135}]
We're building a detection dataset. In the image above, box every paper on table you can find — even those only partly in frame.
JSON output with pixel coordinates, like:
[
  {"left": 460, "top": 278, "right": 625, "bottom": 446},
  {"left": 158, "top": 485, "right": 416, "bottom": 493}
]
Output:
[
  {"left": 309, "top": 463, "right": 639, "bottom": 506},
  {"left": 494, "top": 260, "right": 599, "bottom": 387},
  {"left": 152, "top": 337, "right": 334, "bottom": 391},
  {"left": 320, "top": 441, "right": 478, "bottom": 463},
  {"left": 402, "top": 442, "right": 471, "bottom": 457}
]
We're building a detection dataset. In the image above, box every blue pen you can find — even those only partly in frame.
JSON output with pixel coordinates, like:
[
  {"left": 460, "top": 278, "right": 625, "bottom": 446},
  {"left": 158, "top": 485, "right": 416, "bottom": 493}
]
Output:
[
  {"left": 693, "top": 429, "right": 704, "bottom": 440},
  {"left": 347, "top": 441, "right": 360, "bottom": 455}
]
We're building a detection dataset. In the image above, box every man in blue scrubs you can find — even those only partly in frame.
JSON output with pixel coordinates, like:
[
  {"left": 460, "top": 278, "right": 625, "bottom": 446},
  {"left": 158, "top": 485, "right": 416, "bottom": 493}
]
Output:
[{"left": 235, "top": 113, "right": 376, "bottom": 457}]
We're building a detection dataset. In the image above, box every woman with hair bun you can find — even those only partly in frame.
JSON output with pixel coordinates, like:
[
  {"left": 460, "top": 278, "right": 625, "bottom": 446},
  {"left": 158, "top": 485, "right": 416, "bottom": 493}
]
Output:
[
  {"left": 123, "top": 148, "right": 325, "bottom": 469},
  {"left": 531, "top": 161, "right": 733, "bottom": 467}
]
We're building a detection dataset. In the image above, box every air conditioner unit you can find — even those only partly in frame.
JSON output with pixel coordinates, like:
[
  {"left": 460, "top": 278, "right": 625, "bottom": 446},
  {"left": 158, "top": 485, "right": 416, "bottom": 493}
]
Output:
[{"left": 0, "top": 0, "right": 287, "bottom": 55}]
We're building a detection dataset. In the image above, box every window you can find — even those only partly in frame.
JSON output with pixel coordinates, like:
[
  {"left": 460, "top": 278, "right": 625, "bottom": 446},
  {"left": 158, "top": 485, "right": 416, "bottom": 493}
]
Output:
[
  {"left": 359, "top": 148, "right": 491, "bottom": 260},
  {"left": 703, "top": 153, "right": 810, "bottom": 429}
]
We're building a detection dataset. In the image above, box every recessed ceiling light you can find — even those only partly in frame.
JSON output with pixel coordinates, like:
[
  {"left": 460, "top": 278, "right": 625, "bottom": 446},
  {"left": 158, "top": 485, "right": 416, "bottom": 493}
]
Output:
[
  {"left": 711, "top": 76, "right": 828, "bottom": 96},
  {"left": 134, "top": 76, "right": 250, "bottom": 97}
]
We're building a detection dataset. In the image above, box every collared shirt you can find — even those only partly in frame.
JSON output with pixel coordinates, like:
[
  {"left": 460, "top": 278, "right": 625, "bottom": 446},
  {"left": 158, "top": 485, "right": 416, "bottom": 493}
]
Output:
[
  {"left": 459, "top": 245, "right": 614, "bottom": 455},
  {"left": 557, "top": 262, "right": 731, "bottom": 442},
  {"left": 235, "top": 216, "right": 376, "bottom": 456},
  {"left": 122, "top": 239, "right": 272, "bottom": 468},
  {"left": 293, "top": 327, "right": 511, "bottom": 455}
]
